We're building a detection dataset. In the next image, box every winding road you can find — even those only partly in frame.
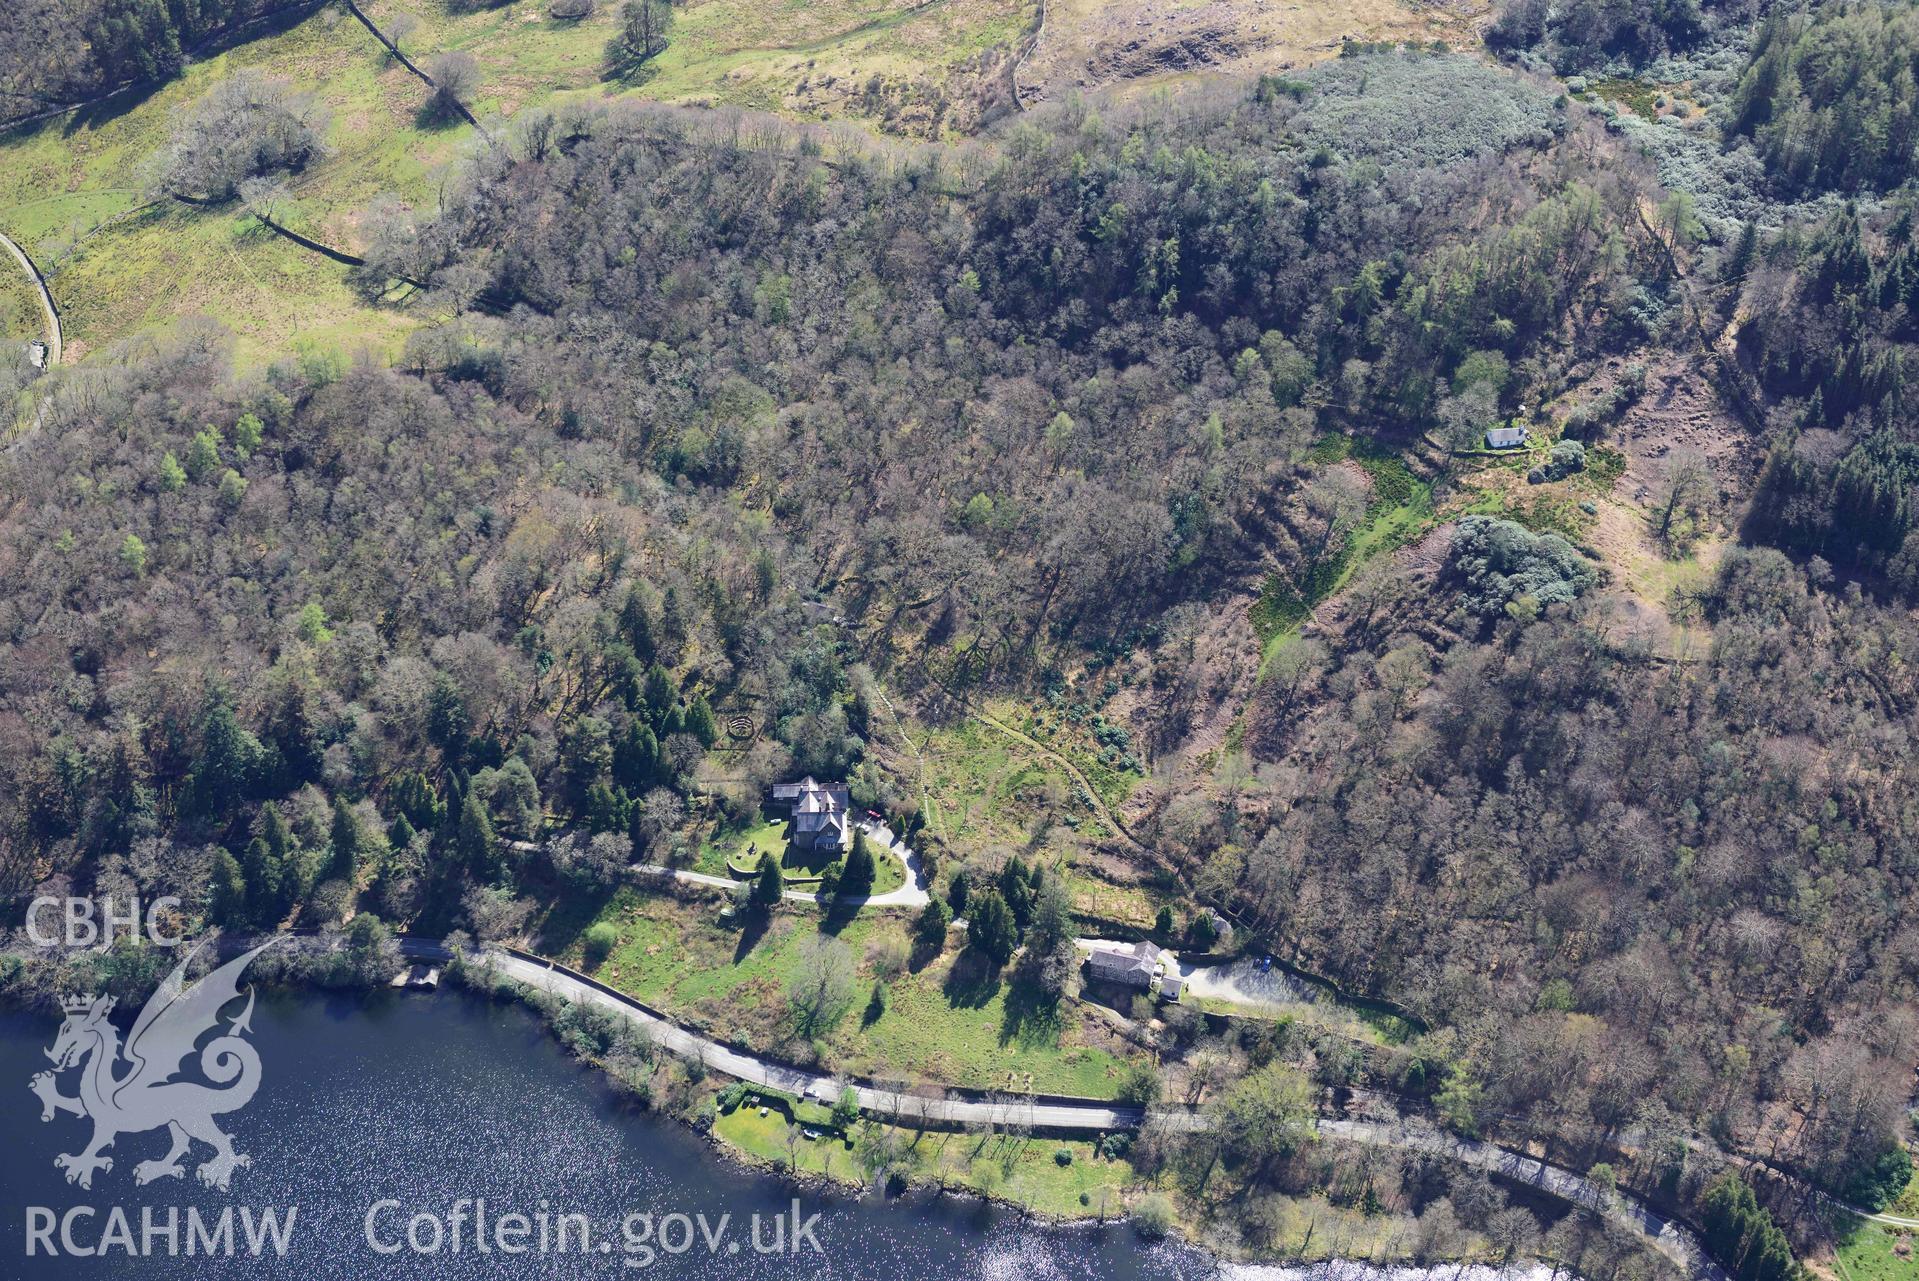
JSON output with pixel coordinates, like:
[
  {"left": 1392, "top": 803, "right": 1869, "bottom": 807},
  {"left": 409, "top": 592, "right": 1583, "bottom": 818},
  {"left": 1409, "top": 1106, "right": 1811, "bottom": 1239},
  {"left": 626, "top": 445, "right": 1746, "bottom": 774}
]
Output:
[
  {"left": 486, "top": 946, "right": 1140, "bottom": 1129},
  {"left": 0, "top": 229, "right": 59, "bottom": 365},
  {"left": 395, "top": 934, "right": 1729, "bottom": 1278}
]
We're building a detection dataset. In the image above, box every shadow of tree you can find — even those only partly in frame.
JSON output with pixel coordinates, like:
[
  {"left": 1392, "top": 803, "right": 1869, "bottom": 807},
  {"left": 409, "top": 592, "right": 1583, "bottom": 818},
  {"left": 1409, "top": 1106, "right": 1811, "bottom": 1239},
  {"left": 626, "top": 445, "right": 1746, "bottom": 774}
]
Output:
[
  {"left": 941, "top": 947, "right": 1001, "bottom": 1010},
  {"left": 907, "top": 937, "right": 943, "bottom": 974},
  {"left": 731, "top": 905, "right": 772, "bottom": 963},
  {"left": 999, "top": 974, "right": 1064, "bottom": 1049},
  {"left": 414, "top": 101, "right": 468, "bottom": 132},
  {"left": 533, "top": 881, "right": 620, "bottom": 956}
]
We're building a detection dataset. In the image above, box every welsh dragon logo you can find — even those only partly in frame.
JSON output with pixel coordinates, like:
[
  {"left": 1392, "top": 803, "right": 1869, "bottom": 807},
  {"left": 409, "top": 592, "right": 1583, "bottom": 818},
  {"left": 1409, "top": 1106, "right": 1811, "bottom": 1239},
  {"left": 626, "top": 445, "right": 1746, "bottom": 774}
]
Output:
[{"left": 28, "top": 941, "right": 275, "bottom": 1191}]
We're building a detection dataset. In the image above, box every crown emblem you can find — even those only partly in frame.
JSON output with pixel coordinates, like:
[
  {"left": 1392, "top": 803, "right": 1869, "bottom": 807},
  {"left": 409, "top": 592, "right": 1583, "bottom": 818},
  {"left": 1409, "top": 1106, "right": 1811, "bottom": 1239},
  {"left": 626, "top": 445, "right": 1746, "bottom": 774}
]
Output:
[{"left": 60, "top": 994, "right": 105, "bottom": 1015}]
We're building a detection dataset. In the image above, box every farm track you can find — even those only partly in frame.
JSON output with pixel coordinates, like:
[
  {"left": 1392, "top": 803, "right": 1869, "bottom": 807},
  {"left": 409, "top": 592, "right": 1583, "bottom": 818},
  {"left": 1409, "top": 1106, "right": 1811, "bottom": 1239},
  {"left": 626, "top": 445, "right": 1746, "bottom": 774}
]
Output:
[{"left": 0, "top": 229, "right": 59, "bottom": 365}]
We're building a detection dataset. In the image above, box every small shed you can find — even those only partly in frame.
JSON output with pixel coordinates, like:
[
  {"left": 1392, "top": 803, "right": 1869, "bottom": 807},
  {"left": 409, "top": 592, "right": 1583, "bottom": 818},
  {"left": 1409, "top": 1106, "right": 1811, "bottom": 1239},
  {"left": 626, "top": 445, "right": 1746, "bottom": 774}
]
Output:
[
  {"left": 1158, "top": 973, "right": 1184, "bottom": 1002},
  {"left": 27, "top": 340, "right": 48, "bottom": 370},
  {"left": 1486, "top": 425, "right": 1528, "bottom": 449}
]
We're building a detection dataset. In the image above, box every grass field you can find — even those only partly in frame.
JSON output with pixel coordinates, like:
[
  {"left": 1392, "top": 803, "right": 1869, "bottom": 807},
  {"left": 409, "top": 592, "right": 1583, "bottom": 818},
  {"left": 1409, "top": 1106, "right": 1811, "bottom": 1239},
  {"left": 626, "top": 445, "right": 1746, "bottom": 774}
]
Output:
[
  {"left": 917, "top": 714, "right": 1083, "bottom": 855},
  {"left": 830, "top": 946, "right": 1131, "bottom": 1095},
  {"left": 562, "top": 885, "right": 1138, "bottom": 1095},
  {"left": 0, "top": 4, "right": 475, "bottom": 363},
  {"left": 0, "top": 0, "right": 1030, "bottom": 366},
  {"left": 625, "top": 0, "right": 1030, "bottom": 130},
  {"left": 990, "top": 697, "right": 1140, "bottom": 813}
]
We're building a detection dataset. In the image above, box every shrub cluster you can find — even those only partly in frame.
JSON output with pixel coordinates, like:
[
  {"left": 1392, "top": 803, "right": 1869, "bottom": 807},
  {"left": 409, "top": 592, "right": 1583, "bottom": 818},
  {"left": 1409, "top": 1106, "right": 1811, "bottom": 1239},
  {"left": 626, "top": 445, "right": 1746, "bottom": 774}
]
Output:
[{"left": 1447, "top": 514, "right": 1598, "bottom": 618}]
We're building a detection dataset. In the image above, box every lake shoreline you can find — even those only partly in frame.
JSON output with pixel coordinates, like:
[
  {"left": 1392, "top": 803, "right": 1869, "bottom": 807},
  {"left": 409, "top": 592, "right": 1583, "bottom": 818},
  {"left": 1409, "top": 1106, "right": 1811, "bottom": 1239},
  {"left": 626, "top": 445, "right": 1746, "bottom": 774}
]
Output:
[
  {"left": 444, "top": 955, "right": 1586, "bottom": 1281},
  {"left": 0, "top": 936, "right": 1584, "bottom": 1281}
]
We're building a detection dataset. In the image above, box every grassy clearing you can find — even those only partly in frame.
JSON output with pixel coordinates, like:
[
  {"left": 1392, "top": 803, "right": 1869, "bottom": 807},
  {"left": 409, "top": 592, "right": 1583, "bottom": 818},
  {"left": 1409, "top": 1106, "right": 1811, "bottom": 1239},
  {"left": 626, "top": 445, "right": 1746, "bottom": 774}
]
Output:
[
  {"left": 1829, "top": 1213, "right": 1919, "bottom": 1281},
  {"left": 1585, "top": 76, "right": 1698, "bottom": 124},
  {"left": 917, "top": 714, "right": 1085, "bottom": 857},
  {"left": 914, "top": 700, "right": 1147, "bottom": 919},
  {"left": 1060, "top": 866, "right": 1167, "bottom": 928},
  {"left": 625, "top": 0, "right": 1029, "bottom": 128},
  {"left": 990, "top": 697, "right": 1141, "bottom": 813},
  {"left": 552, "top": 887, "right": 870, "bottom": 1021},
  {"left": 1588, "top": 77, "right": 1662, "bottom": 119},
  {"left": 1449, "top": 437, "right": 1623, "bottom": 544}
]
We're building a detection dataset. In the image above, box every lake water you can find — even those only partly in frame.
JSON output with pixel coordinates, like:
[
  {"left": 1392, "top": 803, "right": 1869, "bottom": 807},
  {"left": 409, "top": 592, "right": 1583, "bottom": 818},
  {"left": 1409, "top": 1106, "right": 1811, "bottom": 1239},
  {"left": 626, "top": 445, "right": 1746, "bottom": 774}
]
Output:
[{"left": 0, "top": 987, "right": 1230, "bottom": 1278}]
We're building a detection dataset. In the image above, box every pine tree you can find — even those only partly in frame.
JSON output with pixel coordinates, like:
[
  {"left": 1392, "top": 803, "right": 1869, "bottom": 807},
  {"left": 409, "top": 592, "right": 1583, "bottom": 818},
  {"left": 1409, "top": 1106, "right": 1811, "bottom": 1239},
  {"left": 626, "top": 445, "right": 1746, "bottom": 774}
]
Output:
[
  {"left": 753, "top": 854, "right": 784, "bottom": 909},
  {"left": 329, "top": 796, "right": 362, "bottom": 883},
  {"left": 387, "top": 812, "right": 417, "bottom": 851},
  {"left": 968, "top": 889, "right": 1017, "bottom": 965},
  {"left": 685, "top": 694, "right": 718, "bottom": 747},
  {"left": 947, "top": 869, "right": 970, "bottom": 915},
  {"left": 210, "top": 848, "right": 249, "bottom": 925},
  {"left": 426, "top": 675, "right": 469, "bottom": 757},
  {"left": 186, "top": 694, "right": 262, "bottom": 819},
  {"left": 998, "top": 856, "right": 1034, "bottom": 931},
  {"left": 841, "top": 828, "right": 876, "bottom": 896},
  {"left": 642, "top": 664, "right": 676, "bottom": 726},
  {"left": 1723, "top": 219, "right": 1759, "bottom": 283},
  {"left": 585, "top": 780, "right": 631, "bottom": 833},
  {"left": 240, "top": 834, "right": 281, "bottom": 923},
  {"left": 392, "top": 769, "right": 444, "bottom": 830},
  {"left": 614, "top": 720, "right": 660, "bottom": 791},
  {"left": 262, "top": 801, "right": 292, "bottom": 862},
  {"left": 456, "top": 792, "right": 498, "bottom": 881},
  {"left": 915, "top": 897, "right": 952, "bottom": 951},
  {"left": 619, "top": 586, "right": 656, "bottom": 660}
]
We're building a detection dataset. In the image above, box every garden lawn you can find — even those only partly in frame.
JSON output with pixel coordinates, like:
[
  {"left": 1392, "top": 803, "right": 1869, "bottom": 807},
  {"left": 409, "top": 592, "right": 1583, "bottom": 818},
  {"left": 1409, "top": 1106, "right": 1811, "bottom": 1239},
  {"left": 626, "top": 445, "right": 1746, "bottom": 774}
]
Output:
[
  {"left": 712, "top": 1106, "right": 1135, "bottom": 1219},
  {"left": 692, "top": 814, "right": 906, "bottom": 894},
  {"left": 826, "top": 949, "right": 1131, "bottom": 1096},
  {"left": 691, "top": 814, "right": 791, "bottom": 877}
]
